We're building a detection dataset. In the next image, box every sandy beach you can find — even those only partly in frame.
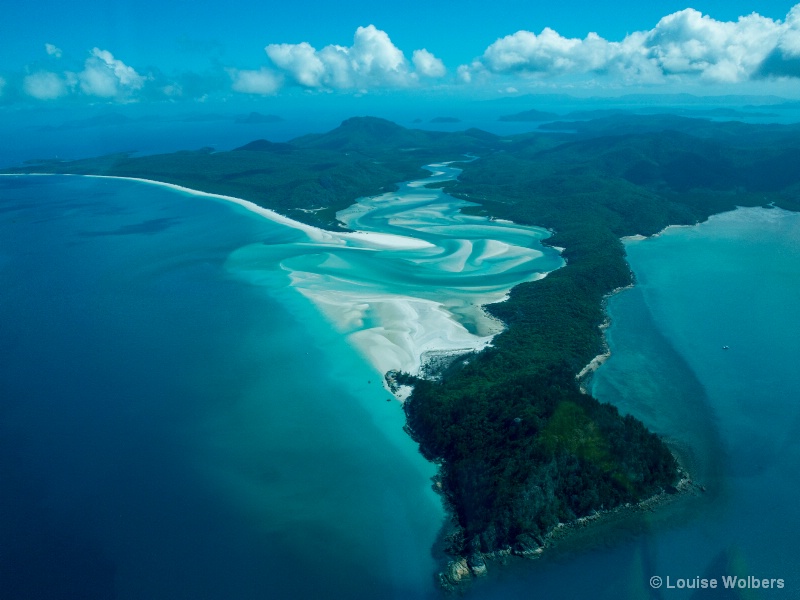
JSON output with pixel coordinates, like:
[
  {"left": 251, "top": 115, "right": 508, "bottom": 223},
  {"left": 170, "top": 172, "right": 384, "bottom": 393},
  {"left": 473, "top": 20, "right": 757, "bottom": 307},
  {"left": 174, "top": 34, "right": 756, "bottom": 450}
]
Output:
[
  {"left": 295, "top": 286, "right": 502, "bottom": 377},
  {"left": 91, "top": 175, "right": 504, "bottom": 384},
  {"left": 12, "top": 171, "right": 562, "bottom": 398}
]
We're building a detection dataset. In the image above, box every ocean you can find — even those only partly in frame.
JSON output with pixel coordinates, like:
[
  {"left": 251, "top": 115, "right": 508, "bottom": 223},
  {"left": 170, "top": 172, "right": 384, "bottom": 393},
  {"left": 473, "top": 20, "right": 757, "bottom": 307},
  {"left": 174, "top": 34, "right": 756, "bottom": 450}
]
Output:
[{"left": 0, "top": 175, "right": 446, "bottom": 599}]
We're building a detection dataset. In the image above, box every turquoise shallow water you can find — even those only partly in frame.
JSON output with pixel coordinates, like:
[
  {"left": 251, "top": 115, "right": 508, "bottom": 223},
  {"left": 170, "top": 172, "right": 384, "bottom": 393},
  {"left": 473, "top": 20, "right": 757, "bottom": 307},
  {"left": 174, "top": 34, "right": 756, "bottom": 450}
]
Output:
[
  {"left": 598, "top": 208, "right": 800, "bottom": 594},
  {"left": 226, "top": 163, "right": 563, "bottom": 377}
]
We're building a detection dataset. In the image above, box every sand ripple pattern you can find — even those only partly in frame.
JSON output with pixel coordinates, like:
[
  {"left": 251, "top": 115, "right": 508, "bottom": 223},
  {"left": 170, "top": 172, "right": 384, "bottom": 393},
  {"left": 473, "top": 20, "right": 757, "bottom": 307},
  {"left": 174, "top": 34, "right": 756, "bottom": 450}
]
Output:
[{"left": 226, "top": 163, "right": 564, "bottom": 384}]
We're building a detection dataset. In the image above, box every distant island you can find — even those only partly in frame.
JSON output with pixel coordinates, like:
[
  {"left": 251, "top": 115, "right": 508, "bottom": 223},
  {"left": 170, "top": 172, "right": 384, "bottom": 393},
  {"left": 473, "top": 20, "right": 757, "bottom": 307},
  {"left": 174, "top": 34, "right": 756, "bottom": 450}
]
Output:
[{"left": 8, "top": 114, "right": 800, "bottom": 586}]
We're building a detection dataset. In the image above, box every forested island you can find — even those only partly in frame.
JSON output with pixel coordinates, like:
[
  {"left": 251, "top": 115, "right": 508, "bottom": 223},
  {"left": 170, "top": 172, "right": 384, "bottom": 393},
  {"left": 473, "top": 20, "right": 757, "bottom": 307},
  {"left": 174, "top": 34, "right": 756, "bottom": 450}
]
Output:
[{"left": 8, "top": 114, "right": 800, "bottom": 583}]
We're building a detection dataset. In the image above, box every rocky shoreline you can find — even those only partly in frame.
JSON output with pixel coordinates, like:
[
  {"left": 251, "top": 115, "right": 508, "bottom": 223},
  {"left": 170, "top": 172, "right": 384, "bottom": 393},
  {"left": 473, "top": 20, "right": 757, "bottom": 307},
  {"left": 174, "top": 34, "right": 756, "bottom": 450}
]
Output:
[
  {"left": 437, "top": 466, "right": 702, "bottom": 591},
  {"left": 575, "top": 283, "right": 634, "bottom": 388}
]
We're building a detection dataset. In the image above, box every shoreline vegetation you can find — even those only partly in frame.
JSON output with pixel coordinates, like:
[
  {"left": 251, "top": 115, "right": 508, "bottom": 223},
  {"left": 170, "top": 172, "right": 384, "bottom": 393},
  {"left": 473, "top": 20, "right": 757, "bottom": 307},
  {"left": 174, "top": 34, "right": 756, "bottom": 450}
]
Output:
[
  {"left": 574, "top": 284, "right": 633, "bottom": 385},
  {"left": 6, "top": 114, "right": 800, "bottom": 587},
  {"left": 438, "top": 464, "right": 702, "bottom": 591}
]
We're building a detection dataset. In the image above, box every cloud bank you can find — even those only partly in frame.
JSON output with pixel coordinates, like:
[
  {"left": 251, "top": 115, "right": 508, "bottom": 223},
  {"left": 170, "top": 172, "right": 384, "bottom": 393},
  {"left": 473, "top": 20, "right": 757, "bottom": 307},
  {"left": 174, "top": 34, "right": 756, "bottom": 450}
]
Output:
[
  {"left": 23, "top": 71, "right": 70, "bottom": 100},
  {"left": 263, "top": 25, "right": 445, "bottom": 90},
  {"left": 79, "top": 48, "right": 147, "bottom": 97},
  {"left": 6, "top": 6, "right": 800, "bottom": 105},
  {"left": 14, "top": 48, "right": 148, "bottom": 102},
  {"left": 467, "top": 5, "right": 800, "bottom": 84}
]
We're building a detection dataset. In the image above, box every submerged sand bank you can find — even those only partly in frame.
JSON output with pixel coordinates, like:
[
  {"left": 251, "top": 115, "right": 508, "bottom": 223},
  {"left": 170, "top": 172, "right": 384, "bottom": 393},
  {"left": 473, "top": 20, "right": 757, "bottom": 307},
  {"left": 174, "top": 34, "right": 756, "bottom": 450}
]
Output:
[{"left": 9, "top": 170, "right": 562, "bottom": 398}]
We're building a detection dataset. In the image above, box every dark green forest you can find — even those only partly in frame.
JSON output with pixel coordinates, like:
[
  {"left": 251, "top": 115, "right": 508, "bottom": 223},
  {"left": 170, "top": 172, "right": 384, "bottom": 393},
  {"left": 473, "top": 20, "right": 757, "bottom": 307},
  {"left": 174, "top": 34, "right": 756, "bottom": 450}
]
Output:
[{"left": 10, "top": 113, "right": 800, "bottom": 559}]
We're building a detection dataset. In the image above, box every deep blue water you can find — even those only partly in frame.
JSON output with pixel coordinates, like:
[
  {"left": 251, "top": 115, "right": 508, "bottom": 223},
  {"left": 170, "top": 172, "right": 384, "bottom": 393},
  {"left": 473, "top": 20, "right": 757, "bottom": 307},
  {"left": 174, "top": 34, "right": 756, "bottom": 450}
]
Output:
[{"left": 0, "top": 175, "right": 446, "bottom": 599}]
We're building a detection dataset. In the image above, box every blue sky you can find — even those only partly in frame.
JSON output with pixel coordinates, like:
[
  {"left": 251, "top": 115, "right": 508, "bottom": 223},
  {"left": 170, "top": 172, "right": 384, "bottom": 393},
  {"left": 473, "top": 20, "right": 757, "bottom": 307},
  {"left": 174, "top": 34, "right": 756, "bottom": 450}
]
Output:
[{"left": 2, "top": 0, "right": 800, "bottom": 106}]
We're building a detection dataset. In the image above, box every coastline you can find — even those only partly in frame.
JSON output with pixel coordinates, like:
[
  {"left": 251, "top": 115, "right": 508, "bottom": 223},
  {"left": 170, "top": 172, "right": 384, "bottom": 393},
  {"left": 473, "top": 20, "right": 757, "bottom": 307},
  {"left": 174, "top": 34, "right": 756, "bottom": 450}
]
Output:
[
  {"left": 439, "top": 460, "right": 702, "bottom": 591},
  {"left": 436, "top": 203, "right": 800, "bottom": 593},
  {"left": 575, "top": 283, "right": 634, "bottom": 387},
  {"left": 4, "top": 172, "right": 558, "bottom": 400},
  {"left": 6, "top": 113, "right": 800, "bottom": 599},
  {"left": 11, "top": 173, "right": 687, "bottom": 584},
  {"left": 12, "top": 169, "right": 693, "bottom": 590},
  {"left": 578, "top": 205, "right": 778, "bottom": 389},
  {"left": 575, "top": 208, "right": 740, "bottom": 389},
  {"left": 1, "top": 172, "right": 322, "bottom": 237},
  {"left": 2, "top": 172, "right": 438, "bottom": 250},
  {"left": 434, "top": 230, "right": 708, "bottom": 592}
]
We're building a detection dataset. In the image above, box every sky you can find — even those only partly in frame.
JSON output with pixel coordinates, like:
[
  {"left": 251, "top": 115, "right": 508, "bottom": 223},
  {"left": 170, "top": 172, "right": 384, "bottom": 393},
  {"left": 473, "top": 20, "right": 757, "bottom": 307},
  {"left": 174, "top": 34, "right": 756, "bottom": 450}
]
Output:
[{"left": 2, "top": 0, "right": 800, "bottom": 107}]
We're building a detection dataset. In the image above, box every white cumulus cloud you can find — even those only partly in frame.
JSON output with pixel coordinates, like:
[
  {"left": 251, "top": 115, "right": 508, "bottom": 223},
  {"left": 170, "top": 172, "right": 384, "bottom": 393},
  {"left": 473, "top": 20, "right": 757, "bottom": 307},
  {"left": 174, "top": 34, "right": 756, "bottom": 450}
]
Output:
[
  {"left": 465, "top": 4, "right": 800, "bottom": 84},
  {"left": 265, "top": 25, "right": 446, "bottom": 89},
  {"left": 644, "top": 9, "right": 779, "bottom": 82},
  {"left": 413, "top": 49, "right": 446, "bottom": 77},
  {"left": 45, "top": 43, "right": 63, "bottom": 58},
  {"left": 265, "top": 42, "right": 326, "bottom": 87},
  {"left": 229, "top": 68, "right": 283, "bottom": 95},
  {"left": 349, "top": 25, "right": 407, "bottom": 81},
  {"left": 779, "top": 4, "right": 800, "bottom": 55},
  {"left": 482, "top": 29, "right": 611, "bottom": 74},
  {"left": 79, "top": 48, "right": 146, "bottom": 97},
  {"left": 23, "top": 71, "right": 69, "bottom": 100}
]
